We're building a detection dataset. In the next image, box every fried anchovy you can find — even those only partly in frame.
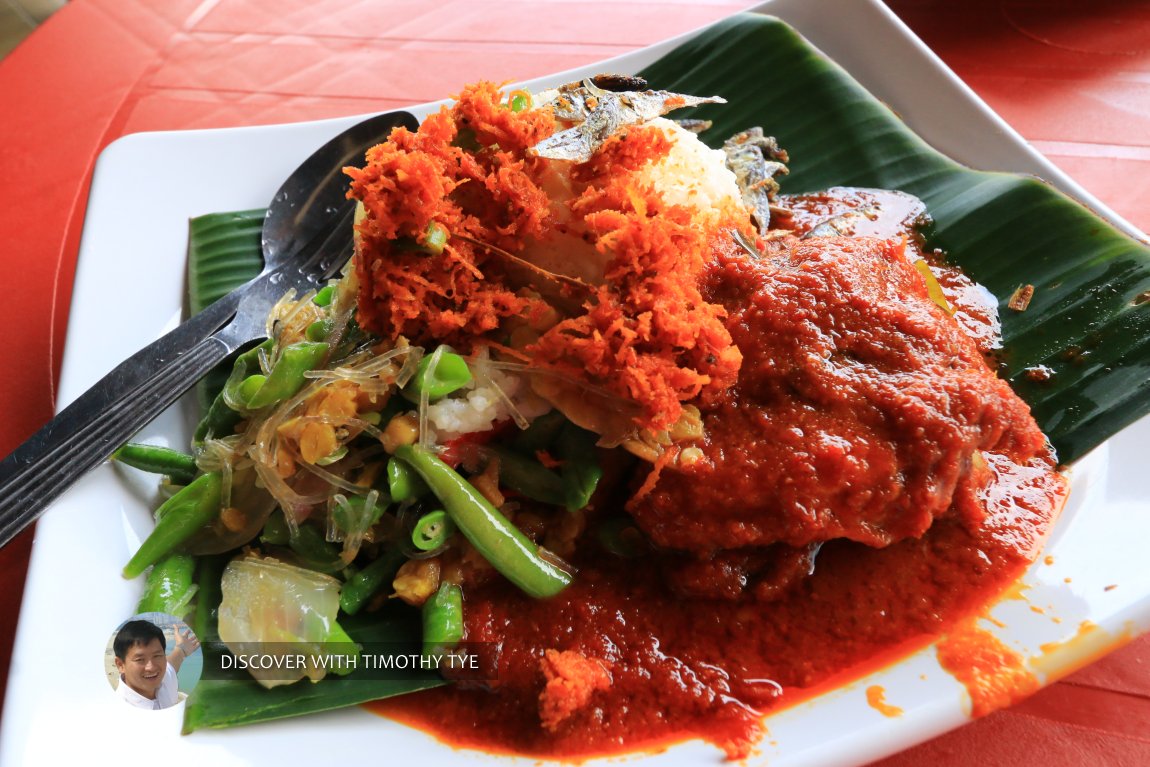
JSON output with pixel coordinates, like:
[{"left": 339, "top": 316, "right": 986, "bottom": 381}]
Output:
[
  {"left": 675, "top": 118, "right": 713, "bottom": 134},
  {"left": 589, "top": 73, "right": 649, "bottom": 93},
  {"left": 531, "top": 78, "right": 726, "bottom": 163},
  {"left": 722, "top": 127, "right": 789, "bottom": 234}
]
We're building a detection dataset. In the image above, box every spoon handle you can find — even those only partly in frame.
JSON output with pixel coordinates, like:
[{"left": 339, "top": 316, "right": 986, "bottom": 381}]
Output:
[{"left": 0, "top": 294, "right": 255, "bottom": 549}]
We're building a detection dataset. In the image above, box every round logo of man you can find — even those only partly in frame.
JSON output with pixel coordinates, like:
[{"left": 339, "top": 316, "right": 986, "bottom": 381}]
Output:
[{"left": 112, "top": 618, "right": 200, "bottom": 710}]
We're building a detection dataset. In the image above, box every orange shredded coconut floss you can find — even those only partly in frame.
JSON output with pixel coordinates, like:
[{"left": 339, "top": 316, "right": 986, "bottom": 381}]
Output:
[
  {"left": 345, "top": 82, "right": 743, "bottom": 431},
  {"left": 538, "top": 649, "right": 613, "bottom": 732}
]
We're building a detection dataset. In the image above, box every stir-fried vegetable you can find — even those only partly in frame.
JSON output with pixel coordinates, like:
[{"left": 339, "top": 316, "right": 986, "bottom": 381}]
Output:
[
  {"left": 123, "top": 472, "right": 222, "bottom": 579},
  {"left": 118, "top": 73, "right": 787, "bottom": 734},
  {"left": 395, "top": 444, "right": 574, "bottom": 599}
]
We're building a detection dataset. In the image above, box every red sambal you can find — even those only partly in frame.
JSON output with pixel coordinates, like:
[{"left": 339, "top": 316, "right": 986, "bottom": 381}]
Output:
[
  {"left": 347, "top": 82, "right": 1067, "bottom": 761},
  {"left": 370, "top": 227, "right": 1067, "bottom": 759}
]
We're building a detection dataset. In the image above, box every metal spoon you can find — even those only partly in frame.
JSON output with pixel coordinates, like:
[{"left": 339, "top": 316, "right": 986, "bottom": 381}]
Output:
[{"left": 0, "top": 109, "right": 419, "bottom": 549}]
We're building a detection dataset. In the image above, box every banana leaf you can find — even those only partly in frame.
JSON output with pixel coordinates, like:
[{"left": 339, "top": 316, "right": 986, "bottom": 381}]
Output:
[
  {"left": 639, "top": 13, "right": 1150, "bottom": 465},
  {"left": 187, "top": 209, "right": 265, "bottom": 315},
  {"left": 186, "top": 209, "right": 266, "bottom": 411},
  {"left": 182, "top": 610, "right": 445, "bottom": 733}
]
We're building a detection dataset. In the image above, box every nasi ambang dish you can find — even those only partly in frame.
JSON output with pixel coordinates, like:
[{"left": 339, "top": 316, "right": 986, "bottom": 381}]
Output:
[{"left": 120, "top": 75, "right": 1068, "bottom": 758}]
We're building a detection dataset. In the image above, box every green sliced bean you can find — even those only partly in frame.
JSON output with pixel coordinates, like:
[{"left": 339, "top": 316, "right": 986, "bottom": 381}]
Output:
[
  {"left": 312, "top": 284, "right": 336, "bottom": 307},
  {"left": 236, "top": 374, "right": 267, "bottom": 406},
  {"left": 259, "top": 510, "right": 291, "bottom": 546},
  {"left": 556, "top": 423, "right": 603, "bottom": 511},
  {"left": 387, "top": 457, "right": 429, "bottom": 502},
  {"left": 305, "top": 318, "right": 332, "bottom": 342},
  {"left": 288, "top": 524, "right": 345, "bottom": 574},
  {"left": 194, "top": 339, "right": 273, "bottom": 442},
  {"left": 395, "top": 444, "right": 572, "bottom": 598},
  {"left": 402, "top": 346, "right": 471, "bottom": 403},
  {"left": 246, "top": 340, "right": 329, "bottom": 409},
  {"left": 123, "top": 472, "right": 222, "bottom": 579},
  {"left": 493, "top": 448, "right": 565, "bottom": 507},
  {"left": 513, "top": 410, "right": 566, "bottom": 453},
  {"left": 113, "top": 443, "right": 198, "bottom": 486},
  {"left": 422, "top": 582, "right": 464, "bottom": 659},
  {"left": 411, "top": 510, "right": 455, "bottom": 551},
  {"left": 193, "top": 554, "right": 229, "bottom": 642},
  {"left": 340, "top": 548, "right": 406, "bottom": 616},
  {"left": 136, "top": 553, "right": 198, "bottom": 616}
]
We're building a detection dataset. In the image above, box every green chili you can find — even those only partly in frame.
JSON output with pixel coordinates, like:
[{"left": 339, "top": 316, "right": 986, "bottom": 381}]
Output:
[
  {"left": 402, "top": 346, "right": 472, "bottom": 403},
  {"left": 136, "top": 552, "right": 198, "bottom": 616},
  {"left": 411, "top": 510, "right": 455, "bottom": 551},
  {"left": 422, "top": 582, "right": 464, "bottom": 659},
  {"left": 395, "top": 444, "right": 572, "bottom": 598},
  {"left": 123, "top": 472, "right": 222, "bottom": 579},
  {"left": 245, "top": 340, "right": 329, "bottom": 409},
  {"left": 340, "top": 548, "right": 406, "bottom": 616},
  {"left": 112, "top": 443, "right": 198, "bottom": 486},
  {"left": 387, "top": 457, "right": 429, "bottom": 502},
  {"left": 507, "top": 89, "right": 531, "bottom": 113}
]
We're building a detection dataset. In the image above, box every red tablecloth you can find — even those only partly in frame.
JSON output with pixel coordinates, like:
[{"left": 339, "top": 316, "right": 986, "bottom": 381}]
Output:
[{"left": 2, "top": 0, "right": 1147, "bottom": 763}]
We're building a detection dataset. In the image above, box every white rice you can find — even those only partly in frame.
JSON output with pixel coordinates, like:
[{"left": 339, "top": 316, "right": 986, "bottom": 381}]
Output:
[{"left": 425, "top": 356, "right": 552, "bottom": 442}]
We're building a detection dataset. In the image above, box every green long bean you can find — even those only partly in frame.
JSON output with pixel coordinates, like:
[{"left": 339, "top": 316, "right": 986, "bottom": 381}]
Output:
[
  {"left": 113, "top": 443, "right": 198, "bottom": 486},
  {"left": 136, "top": 553, "right": 198, "bottom": 616},
  {"left": 194, "top": 339, "right": 273, "bottom": 442},
  {"left": 340, "top": 548, "right": 407, "bottom": 615},
  {"left": 402, "top": 346, "right": 471, "bottom": 402},
  {"left": 123, "top": 472, "right": 222, "bottom": 579},
  {"left": 245, "top": 340, "right": 328, "bottom": 409},
  {"left": 421, "top": 582, "right": 463, "bottom": 659},
  {"left": 556, "top": 424, "right": 603, "bottom": 511},
  {"left": 492, "top": 447, "right": 565, "bottom": 507},
  {"left": 386, "top": 457, "right": 429, "bottom": 502},
  {"left": 394, "top": 444, "right": 572, "bottom": 598},
  {"left": 193, "top": 554, "right": 229, "bottom": 641}
]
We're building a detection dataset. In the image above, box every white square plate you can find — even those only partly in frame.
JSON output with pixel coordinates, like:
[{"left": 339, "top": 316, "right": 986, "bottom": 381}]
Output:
[{"left": 6, "top": 1, "right": 1150, "bottom": 765}]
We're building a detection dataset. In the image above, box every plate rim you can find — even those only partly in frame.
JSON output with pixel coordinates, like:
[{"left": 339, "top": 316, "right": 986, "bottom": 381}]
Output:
[{"left": 6, "top": 1, "right": 1149, "bottom": 765}]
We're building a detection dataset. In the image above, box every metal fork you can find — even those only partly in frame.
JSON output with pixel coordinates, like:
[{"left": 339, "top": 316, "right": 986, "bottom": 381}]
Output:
[{"left": 0, "top": 200, "right": 356, "bottom": 549}]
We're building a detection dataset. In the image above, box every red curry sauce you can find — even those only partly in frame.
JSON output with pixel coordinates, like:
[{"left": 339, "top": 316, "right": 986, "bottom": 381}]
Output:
[{"left": 369, "top": 191, "right": 1068, "bottom": 760}]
